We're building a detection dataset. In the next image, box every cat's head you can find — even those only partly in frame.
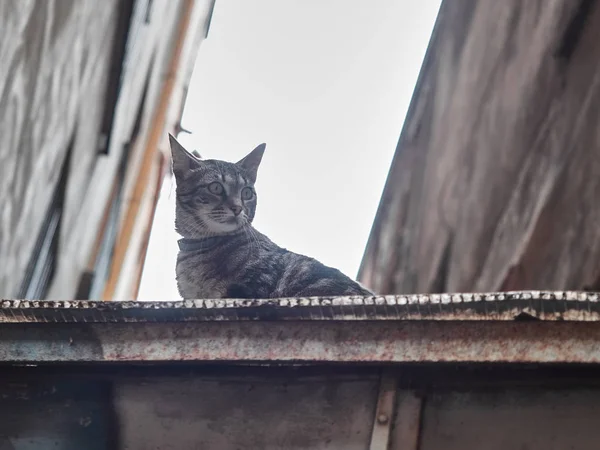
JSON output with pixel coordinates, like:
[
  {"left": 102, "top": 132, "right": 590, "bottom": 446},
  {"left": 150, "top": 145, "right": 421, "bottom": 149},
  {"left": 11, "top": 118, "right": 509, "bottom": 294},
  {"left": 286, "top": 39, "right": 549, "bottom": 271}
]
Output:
[{"left": 169, "top": 134, "right": 265, "bottom": 237}]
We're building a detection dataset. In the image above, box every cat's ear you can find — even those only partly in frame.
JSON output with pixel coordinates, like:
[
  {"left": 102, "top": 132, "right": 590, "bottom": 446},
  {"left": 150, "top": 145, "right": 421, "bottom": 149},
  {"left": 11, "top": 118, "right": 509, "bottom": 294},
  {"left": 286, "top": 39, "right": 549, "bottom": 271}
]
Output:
[
  {"left": 236, "top": 143, "right": 266, "bottom": 183},
  {"left": 169, "top": 134, "right": 200, "bottom": 178}
]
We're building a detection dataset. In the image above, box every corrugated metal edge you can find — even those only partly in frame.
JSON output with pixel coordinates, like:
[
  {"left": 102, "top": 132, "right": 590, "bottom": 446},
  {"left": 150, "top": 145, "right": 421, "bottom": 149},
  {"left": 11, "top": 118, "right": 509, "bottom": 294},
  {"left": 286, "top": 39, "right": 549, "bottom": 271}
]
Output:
[{"left": 0, "top": 291, "right": 598, "bottom": 323}]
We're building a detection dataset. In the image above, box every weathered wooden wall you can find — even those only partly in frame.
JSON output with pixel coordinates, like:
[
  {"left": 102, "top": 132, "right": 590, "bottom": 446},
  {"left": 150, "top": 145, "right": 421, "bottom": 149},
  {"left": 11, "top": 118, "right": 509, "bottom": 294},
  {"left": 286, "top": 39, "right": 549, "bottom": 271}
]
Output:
[
  {"left": 48, "top": 0, "right": 215, "bottom": 301},
  {"left": 359, "top": 0, "right": 600, "bottom": 294},
  {"left": 104, "top": 0, "right": 215, "bottom": 301},
  {"left": 0, "top": 0, "right": 214, "bottom": 300},
  {"left": 46, "top": 0, "right": 185, "bottom": 300},
  {"left": 0, "top": 0, "right": 119, "bottom": 296}
]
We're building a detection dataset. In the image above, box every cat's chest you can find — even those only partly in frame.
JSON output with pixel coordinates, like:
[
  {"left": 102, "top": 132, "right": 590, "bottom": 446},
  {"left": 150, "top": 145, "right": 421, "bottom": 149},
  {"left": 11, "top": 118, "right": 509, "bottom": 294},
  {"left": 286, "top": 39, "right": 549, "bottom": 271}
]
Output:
[{"left": 175, "top": 253, "right": 229, "bottom": 298}]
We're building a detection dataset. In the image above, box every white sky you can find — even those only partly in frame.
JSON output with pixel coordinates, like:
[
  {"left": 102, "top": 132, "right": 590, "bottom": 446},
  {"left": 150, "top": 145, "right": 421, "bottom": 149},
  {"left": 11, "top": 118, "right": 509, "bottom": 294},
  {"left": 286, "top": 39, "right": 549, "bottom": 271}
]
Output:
[{"left": 138, "top": 0, "right": 441, "bottom": 300}]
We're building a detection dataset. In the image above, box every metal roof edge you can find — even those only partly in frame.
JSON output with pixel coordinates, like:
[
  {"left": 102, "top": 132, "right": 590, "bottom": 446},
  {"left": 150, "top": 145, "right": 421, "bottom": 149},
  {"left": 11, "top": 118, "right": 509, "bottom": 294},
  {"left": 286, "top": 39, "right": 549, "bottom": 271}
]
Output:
[
  {"left": 0, "top": 291, "right": 598, "bottom": 323},
  {"left": 2, "top": 319, "right": 600, "bottom": 364}
]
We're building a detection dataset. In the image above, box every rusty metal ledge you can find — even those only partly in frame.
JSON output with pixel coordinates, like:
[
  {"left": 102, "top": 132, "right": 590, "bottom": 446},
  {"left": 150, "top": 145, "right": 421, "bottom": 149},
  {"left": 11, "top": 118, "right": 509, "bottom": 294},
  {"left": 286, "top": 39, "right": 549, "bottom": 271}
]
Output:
[
  {"left": 1, "top": 320, "right": 600, "bottom": 364},
  {"left": 0, "top": 291, "right": 599, "bottom": 323}
]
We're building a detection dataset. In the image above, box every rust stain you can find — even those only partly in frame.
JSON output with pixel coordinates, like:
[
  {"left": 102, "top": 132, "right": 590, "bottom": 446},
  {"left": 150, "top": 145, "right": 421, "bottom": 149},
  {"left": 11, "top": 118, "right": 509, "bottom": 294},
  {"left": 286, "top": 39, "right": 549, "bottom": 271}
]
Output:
[
  {"left": 92, "top": 321, "right": 600, "bottom": 363},
  {"left": 1, "top": 292, "right": 600, "bottom": 364},
  {"left": 0, "top": 320, "right": 596, "bottom": 364}
]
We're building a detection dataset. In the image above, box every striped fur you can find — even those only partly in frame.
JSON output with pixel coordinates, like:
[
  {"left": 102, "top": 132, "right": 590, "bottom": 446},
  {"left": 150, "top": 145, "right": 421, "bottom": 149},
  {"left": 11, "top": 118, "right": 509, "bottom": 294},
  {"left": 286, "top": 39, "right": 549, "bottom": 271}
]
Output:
[{"left": 169, "top": 134, "right": 373, "bottom": 299}]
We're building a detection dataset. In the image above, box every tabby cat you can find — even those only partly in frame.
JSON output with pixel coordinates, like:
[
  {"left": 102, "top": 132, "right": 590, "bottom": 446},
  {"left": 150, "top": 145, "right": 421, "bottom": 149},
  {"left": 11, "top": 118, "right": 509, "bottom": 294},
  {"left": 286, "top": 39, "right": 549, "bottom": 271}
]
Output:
[{"left": 170, "top": 134, "right": 373, "bottom": 299}]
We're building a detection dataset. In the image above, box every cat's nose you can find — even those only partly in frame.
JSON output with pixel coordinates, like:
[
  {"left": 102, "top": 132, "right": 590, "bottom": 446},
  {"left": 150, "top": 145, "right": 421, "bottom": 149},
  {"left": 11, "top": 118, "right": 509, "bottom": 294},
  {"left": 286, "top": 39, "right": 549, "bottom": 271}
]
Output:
[{"left": 230, "top": 205, "right": 243, "bottom": 216}]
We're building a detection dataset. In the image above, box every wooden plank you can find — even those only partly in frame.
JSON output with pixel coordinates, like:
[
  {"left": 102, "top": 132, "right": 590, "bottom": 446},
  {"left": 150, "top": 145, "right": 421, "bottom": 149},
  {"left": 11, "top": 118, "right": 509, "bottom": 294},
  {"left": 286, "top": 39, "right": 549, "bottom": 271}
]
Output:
[
  {"left": 102, "top": 0, "right": 193, "bottom": 300},
  {"left": 102, "top": 0, "right": 198, "bottom": 300},
  {"left": 131, "top": 152, "right": 168, "bottom": 299}
]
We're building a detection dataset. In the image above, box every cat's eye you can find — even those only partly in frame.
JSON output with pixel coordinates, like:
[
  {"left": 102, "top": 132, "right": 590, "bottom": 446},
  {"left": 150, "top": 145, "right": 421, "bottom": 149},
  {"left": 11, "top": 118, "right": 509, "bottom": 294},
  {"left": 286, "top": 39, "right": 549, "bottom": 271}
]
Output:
[
  {"left": 208, "top": 182, "right": 224, "bottom": 195},
  {"left": 241, "top": 187, "right": 254, "bottom": 200}
]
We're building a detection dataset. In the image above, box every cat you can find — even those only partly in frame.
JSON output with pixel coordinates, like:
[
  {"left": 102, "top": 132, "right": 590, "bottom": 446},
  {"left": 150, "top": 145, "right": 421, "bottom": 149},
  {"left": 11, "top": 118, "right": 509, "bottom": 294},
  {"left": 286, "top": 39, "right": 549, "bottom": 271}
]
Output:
[{"left": 169, "top": 134, "right": 373, "bottom": 299}]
